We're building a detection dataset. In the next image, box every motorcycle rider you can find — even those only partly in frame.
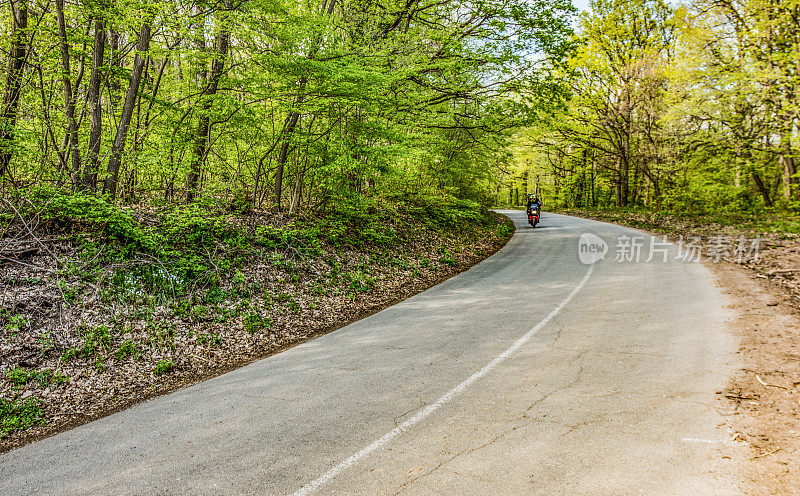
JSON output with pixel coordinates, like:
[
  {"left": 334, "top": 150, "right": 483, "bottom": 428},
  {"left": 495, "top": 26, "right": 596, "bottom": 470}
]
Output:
[{"left": 526, "top": 193, "right": 542, "bottom": 214}]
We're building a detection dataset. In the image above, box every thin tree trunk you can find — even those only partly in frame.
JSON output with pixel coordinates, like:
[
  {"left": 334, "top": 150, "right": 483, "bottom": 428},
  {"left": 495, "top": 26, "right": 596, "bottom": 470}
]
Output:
[
  {"left": 55, "top": 0, "right": 82, "bottom": 190},
  {"left": 83, "top": 18, "right": 105, "bottom": 191},
  {"left": 103, "top": 22, "right": 151, "bottom": 198},
  {"left": 0, "top": 0, "right": 28, "bottom": 184},
  {"left": 186, "top": 2, "right": 231, "bottom": 203},
  {"left": 274, "top": 104, "right": 303, "bottom": 208},
  {"left": 274, "top": 0, "right": 337, "bottom": 210},
  {"left": 752, "top": 171, "right": 773, "bottom": 207},
  {"left": 108, "top": 28, "right": 121, "bottom": 107}
]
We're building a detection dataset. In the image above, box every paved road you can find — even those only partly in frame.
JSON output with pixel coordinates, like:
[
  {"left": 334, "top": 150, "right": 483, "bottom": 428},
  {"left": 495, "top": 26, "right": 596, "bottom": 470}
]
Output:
[{"left": 0, "top": 212, "right": 745, "bottom": 495}]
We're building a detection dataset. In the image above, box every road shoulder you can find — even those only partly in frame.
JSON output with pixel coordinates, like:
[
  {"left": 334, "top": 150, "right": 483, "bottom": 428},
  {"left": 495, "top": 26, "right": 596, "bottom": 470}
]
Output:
[
  {"left": 711, "top": 262, "right": 800, "bottom": 494},
  {"left": 555, "top": 207, "right": 800, "bottom": 494}
]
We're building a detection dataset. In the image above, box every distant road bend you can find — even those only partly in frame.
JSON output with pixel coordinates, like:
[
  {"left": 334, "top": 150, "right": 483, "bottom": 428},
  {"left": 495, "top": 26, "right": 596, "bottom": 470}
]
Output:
[{"left": 0, "top": 211, "right": 744, "bottom": 495}]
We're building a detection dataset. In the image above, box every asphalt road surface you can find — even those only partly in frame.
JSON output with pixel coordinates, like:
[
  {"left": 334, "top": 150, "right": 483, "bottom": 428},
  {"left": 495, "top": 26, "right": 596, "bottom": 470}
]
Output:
[{"left": 0, "top": 211, "right": 745, "bottom": 495}]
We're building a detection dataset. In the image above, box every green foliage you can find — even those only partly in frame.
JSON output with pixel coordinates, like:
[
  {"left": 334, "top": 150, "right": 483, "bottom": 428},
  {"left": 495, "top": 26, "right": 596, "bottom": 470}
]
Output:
[
  {"left": 147, "top": 322, "right": 176, "bottom": 351},
  {"left": 26, "top": 189, "right": 150, "bottom": 250},
  {"left": 315, "top": 194, "right": 493, "bottom": 247},
  {"left": 2, "top": 311, "right": 28, "bottom": 336},
  {"left": 254, "top": 225, "right": 322, "bottom": 256},
  {"left": 437, "top": 246, "right": 457, "bottom": 266},
  {"left": 399, "top": 195, "right": 490, "bottom": 230},
  {"left": 0, "top": 397, "right": 43, "bottom": 436},
  {"left": 513, "top": 0, "right": 800, "bottom": 220},
  {"left": 115, "top": 340, "right": 141, "bottom": 361},
  {"left": 159, "top": 202, "right": 232, "bottom": 250},
  {"left": 77, "top": 324, "right": 112, "bottom": 359},
  {"left": 5, "top": 368, "right": 69, "bottom": 389},
  {"left": 57, "top": 281, "right": 80, "bottom": 304},
  {"left": 345, "top": 270, "right": 375, "bottom": 293},
  {"left": 243, "top": 312, "right": 271, "bottom": 334},
  {"left": 153, "top": 360, "right": 175, "bottom": 376},
  {"left": 195, "top": 333, "right": 222, "bottom": 347}
]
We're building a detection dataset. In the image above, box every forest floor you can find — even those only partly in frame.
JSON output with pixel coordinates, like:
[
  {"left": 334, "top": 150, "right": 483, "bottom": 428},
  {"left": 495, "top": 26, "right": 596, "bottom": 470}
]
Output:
[
  {"left": 557, "top": 207, "right": 800, "bottom": 494},
  {"left": 0, "top": 194, "right": 513, "bottom": 453}
]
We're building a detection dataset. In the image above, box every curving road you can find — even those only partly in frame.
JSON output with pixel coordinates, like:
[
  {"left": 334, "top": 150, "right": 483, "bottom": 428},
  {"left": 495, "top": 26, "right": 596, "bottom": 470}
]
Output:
[{"left": 0, "top": 212, "right": 745, "bottom": 495}]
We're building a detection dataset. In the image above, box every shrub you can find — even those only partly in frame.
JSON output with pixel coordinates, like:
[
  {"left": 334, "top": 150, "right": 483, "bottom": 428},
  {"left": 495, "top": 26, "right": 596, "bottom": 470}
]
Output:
[{"left": 26, "top": 188, "right": 153, "bottom": 251}]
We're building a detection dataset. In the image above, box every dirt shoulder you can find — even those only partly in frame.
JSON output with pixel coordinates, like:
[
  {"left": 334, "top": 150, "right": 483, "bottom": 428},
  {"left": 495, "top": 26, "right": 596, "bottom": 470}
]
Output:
[
  {"left": 1, "top": 201, "right": 514, "bottom": 453},
  {"left": 557, "top": 208, "right": 800, "bottom": 494},
  {"left": 712, "top": 263, "right": 800, "bottom": 494}
]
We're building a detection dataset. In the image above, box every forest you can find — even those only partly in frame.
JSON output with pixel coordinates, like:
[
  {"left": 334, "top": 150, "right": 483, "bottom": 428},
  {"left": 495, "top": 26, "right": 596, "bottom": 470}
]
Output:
[
  {"left": 0, "top": 0, "right": 574, "bottom": 210},
  {"left": 1, "top": 0, "right": 798, "bottom": 215},
  {"left": 509, "top": 0, "right": 800, "bottom": 215}
]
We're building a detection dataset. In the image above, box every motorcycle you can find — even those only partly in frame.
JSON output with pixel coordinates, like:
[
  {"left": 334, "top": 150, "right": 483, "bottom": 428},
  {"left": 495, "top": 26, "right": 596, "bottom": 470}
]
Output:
[{"left": 527, "top": 206, "right": 540, "bottom": 227}]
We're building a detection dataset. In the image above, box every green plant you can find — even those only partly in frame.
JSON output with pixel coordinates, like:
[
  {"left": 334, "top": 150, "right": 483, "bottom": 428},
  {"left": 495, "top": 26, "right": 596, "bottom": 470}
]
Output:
[
  {"left": 115, "top": 340, "right": 140, "bottom": 361},
  {"left": 243, "top": 312, "right": 271, "bottom": 334},
  {"left": 4, "top": 368, "right": 68, "bottom": 389},
  {"left": 61, "top": 348, "right": 78, "bottom": 362},
  {"left": 190, "top": 305, "right": 211, "bottom": 322},
  {"left": 93, "top": 357, "right": 106, "bottom": 372},
  {"left": 437, "top": 246, "right": 456, "bottom": 266},
  {"left": 346, "top": 270, "right": 375, "bottom": 293},
  {"left": 38, "top": 331, "right": 54, "bottom": 355},
  {"left": 78, "top": 324, "right": 112, "bottom": 358},
  {"left": 232, "top": 271, "right": 246, "bottom": 286},
  {"left": 147, "top": 322, "right": 176, "bottom": 351},
  {"left": 203, "top": 286, "right": 229, "bottom": 304},
  {"left": 3, "top": 312, "right": 29, "bottom": 336},
  {"left": 195, "top": 333, "right": 222, "bottom": 346},
  {"left": 153, "top": 360, "right": 174, "bottom": 376},
  {"left": 5, "top": 367, "right": 29, "bottom": 388},
  {"left": 29, "top": 189, "right": 152, "bottom": 250},
  {"left": 58, "top": 281, "right": 80, "bottom": 304},
  {"left": 0, "top": 397, "right": 43, "bottom": 436}
]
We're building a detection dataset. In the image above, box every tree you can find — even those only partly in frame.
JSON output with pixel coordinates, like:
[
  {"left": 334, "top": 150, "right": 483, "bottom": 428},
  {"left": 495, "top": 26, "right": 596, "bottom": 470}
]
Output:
[{"left": 0, "top": 0, "right": 28, "bottom": 185}]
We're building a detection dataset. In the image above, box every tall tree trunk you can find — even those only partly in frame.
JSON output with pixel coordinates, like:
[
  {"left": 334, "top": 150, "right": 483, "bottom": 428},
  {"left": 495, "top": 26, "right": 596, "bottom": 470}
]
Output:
[
  {"left": 55, "top": 0, "right": 82, "bottom": 190},
  {"left": 186, "top": 2, "right": 231, "bottom": 203},
  {"left": 0, "top": 0, "right": 28, "bottom": 184},
  {"left": 103, "top": 22, "right": 151, "bottom": 198},
  {"left": 83, "top": 18, "right": 105, "bottom": 191},
  {"left": 780, "top": 126, "right": 797, "bottom": 200},
  {"left": 108, "top": 28, "right": 121, "bottom": 107},
  {"left": 274, "top": 0, "right": 336, "bottom": 210}
]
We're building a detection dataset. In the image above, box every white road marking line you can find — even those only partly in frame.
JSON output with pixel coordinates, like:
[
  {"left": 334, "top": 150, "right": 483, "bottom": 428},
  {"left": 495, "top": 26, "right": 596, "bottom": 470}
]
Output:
[{"left": 288, "top": 264, "right": 595, "bottom": 496}]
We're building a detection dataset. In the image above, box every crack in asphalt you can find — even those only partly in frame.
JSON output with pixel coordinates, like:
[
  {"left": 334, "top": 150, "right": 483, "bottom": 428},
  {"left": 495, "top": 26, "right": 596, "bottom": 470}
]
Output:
[
  {"left": 393, "top": 400, "right": 425, "bottom": 428},
  {"left": 390, "top": 352, "right": 589, "bottom": 495}
]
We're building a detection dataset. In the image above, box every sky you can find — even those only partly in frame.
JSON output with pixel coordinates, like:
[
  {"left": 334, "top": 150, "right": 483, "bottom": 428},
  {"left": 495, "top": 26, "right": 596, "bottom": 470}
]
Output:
[{"left": 572, "top": 0, "right": 591, "bottom": 12}]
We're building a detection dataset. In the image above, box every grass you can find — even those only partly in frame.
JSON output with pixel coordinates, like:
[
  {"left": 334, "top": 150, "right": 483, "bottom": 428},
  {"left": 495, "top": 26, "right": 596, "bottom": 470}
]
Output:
[
  {"left": 2, "top": 311, "right": 28, "bottom": 336},
  {"left": 243, "top": 312, "right": 271, "bottom": 334},
  {"left": 0, "top": 397, "right": 43, "bottom": 436},
  {"left": 153, "top": 360, "right": 174, "bottom": 376},
  {"left": 115, "top": 340, "right": 141, "bottom": 361},
  {"left": 5, "top": 367, "right": 69, "bottom": 389}
]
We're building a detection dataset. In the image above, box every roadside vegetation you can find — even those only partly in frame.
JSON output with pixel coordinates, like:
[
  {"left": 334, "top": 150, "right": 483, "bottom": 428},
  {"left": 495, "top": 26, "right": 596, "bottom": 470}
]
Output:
[
  {"left": 0, "top": 190, "right": 512, "bottom": 448},
  {"left": 503, "top": 0, "right": 800, "bottom": 222},
  {"left": 0, "top": 0, "right": 564, "bottom": 447}
]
